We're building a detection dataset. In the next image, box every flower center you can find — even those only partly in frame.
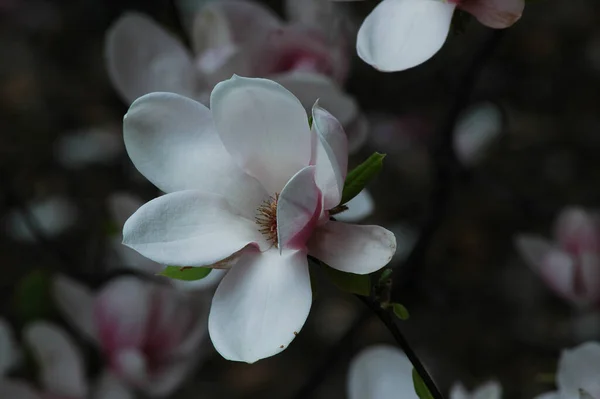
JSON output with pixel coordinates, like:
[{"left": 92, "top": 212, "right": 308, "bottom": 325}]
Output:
[{"left": 255, "top": 193, "right": 279, "bottom": 247}]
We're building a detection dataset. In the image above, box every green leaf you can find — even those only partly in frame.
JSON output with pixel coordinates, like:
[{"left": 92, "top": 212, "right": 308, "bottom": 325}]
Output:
[
  {"left": 159, "top": 266, "right": 212, "bottom": 281},
  {"left": 322, "top": 263, "right": 371, "bottom": 297},
  {"left": 14, "top": 269, "right": 55, "bottom": 325},
  {"left": 378, "top": 268, "right": 393, "bottom": 283},
  {"left": 412, "top": 369, "right": 435, "bottom": 399},
  {"left": 341, "top": 153, "right": 385, "bottom": 205},
  {"left": 392, "top": 303, "right": 410, "bottom": 320}
]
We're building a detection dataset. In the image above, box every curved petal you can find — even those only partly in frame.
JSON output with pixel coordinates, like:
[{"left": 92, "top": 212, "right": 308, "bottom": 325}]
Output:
[
  {"left": 52, "top": 275, "right": 98, "bottom": 343},
  {"left": 557, "top": 342, "right": 600, "bottom": 399},
  {"left": 334, "top": 189, "right": 374, "bottom": 222},
  {"left": 471, "top": 381, "right": 503, "bottom": 399},
  {"left": 124, "top": 92, "right": 266, "bottom": 215},
  {"left": 211, "top": 76, "right": 312, "bottom": 193},
  {"left": 514, "top": 235, "right": 554, "bottom": 271},
  {"left": 356, "top": 0, "right": 456, "bottom": 72},
  {"left": 554, "top": 207, "right": 600, "bottom": 254},
  {"left": 105, "top": 13, "right": 202, "bottom": 104},
  {"left": 308, "top": 221, "right": 396, "bottom": 274},
  {"left": 454, "top": 103, "right": 503, "bottom": 166},
  {"left": 540, "top": 250, "right": 577, "bottom": 301},
  {"left": 0, "top": 318, "right": 21, "bottom": 375},
  {"left": 24, "top": 322, "right": 87, "bottom": 397},
  {"left": 123, "top": 190, "right": 267, "bottom": 267},
  {"left": 450, "top": 383, "right": 470, "bottom": 399},
  {"left": 0, "top": 380, "right": 40, "bottom": 399},
  {"left": 209, "top": 248, "right": 311, "bottom": 363},
  {"left": 460, "top": 0, "right": 524, "bottom": 29},
  {"left": 92, "top": 371, "right": 134, "bottom": 399},
  {"left": 277, "top": 166, "right": 321, "bottom": 251},
  {"left": 347, "top": 345, "right": 417, "bottom": 399},
  {"left": 311, "top": 103, "right": 348, "bottom": 210}
]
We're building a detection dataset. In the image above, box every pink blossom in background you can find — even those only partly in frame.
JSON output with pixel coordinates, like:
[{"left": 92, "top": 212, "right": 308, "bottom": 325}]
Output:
[
  {"left": 515, "top": 207, "right": 600, "bottom": 306},
  {"left": 52, "top": 275, "right": 208, "bottom": 397}
]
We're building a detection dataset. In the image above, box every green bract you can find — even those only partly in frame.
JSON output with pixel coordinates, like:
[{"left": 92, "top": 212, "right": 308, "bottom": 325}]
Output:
[
  {"left": 160, "top": 266, "right": 212, "bottom": 281},
  {"left": 341, "top": 152, "right": 385, "bottom": 205}
]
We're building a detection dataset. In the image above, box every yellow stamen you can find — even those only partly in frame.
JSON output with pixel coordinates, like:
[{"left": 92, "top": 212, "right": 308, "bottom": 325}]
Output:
[{"left": 255, "top": 193, "right": 279, "bottom": 247}]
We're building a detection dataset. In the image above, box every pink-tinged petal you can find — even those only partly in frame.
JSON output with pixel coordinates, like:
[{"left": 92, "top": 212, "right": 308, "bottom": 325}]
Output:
[
  {"left": 308, "top": 221, "right": 396, "bottom": 274},
  {"left": 191, "top": 0, "right": 282, "bottom": 56},
  {"left": 105, "top": 13, "right": 201, "bottom": 104},
  {"left": 24, "top": 322, "right": 87, "bottom": 397},
  {"left": 557, "top": 342, "right": 600, "bottom": 399},
  {"left": 52, "top": 275, "right": 98, "bottom": 343},
  {"left": 0, "top": 318, "right": 21, "bottom": 375},
  {"left": 123, "top": 190, "right": 267, "bottom": 267},
  {"left": 311, "top": 103, "right": 348, "bottom": 210},
  {"left": 459, "top": 0, "right": 524, "bottom": 29},
  {"left": 209, "top": 248, "right": 311, "bottom": 363},
  {"left": 347, "top": 345, "right": 416, "bottom": 399},
  {"left": 0, "top": 380, "right": 41, "bottom": 399},
  {"left": 357, "top": 0, "right": 456, "bottom": 72},
  {"left": 539, "top": 250, "right": 577, "bottom": 301},
  {"left": 113, "top": 349, "right": 148, "bottom": 386},
  {"left": 211, "top": 76, "right": 312, "bottom": 193},
  {"left": 123, "top": 92, "right": 266, "bottom": 217},
  {"left": 580, "top": 253, "right": 600, "bottom": 303},
  {"left": 277, "top": 166, "right": 321, "bottom": 251},
  {"left": 554, "top": 207, "right": 600, "bottom": 254},
  {"left": 334, "top": 189, "right": 374, "bottom": 222},
  {"left": 92, "top": 371, "right": 133, "bottom": 399}
]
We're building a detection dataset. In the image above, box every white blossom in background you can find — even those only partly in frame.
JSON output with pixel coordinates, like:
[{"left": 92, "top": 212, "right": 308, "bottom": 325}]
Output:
[
  {"left": 454, "top": 102, "right": 503, "bottom": 166},
  {"left": 55, "top": 127, "right": 124, "bottom": 169},
  {"left": 348, "top": 345, "right": 502, "bottom": 399},
  {"left": 0, "top": 318, "right": 21, "bottom": 377},
  {"left": 121, "top": 76, "right": 396, "bottom": 363},
  {"left": 0, "top": 321, "right": 132, "bottom": 399},
  {"left": 340, "top": 0, "right": 524, "bottom": 72},
  {"left": 108, "top": 192, "right": 226, "bottom": 291},
  {"left": 105, "top": 0, "right": 369, "bottom": 150},
  {"left": 536, "top": 342, "right": 600, "bottom": 399},
  {"left": 4, "top": 195, "right": 78, "bottom": 242},
  {"left": 52, "top": 275, "right": 208, "bottom": 397},
  {"left": 515, "top": 207, "right": 600, "bottom": 306}
]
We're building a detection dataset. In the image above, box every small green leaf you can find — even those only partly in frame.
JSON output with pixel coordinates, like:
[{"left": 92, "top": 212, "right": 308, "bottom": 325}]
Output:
[
  {"left": 322, "top": 263, "right": 371, "bottom": 297},
  {"left": 412, "top": 369, "right": 435, "bottom": 399},
  {"left": 341, "top": 153, "right": 385, "bottom": 205},
  {"left": 159, "top": 266, "right": 212, "bottom": 281},
  {"left": 392, "top": 303, "right": 410, "bottom": 320},
  {"left": 14, "top": 269, "right": 55, "bottom": 325}
]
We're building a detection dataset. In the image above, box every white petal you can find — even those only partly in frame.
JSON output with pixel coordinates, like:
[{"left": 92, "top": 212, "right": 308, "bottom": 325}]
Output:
[
  {"left": 514, "top": 235, "right": 554, "bottom": 271},
  {"left": 334, "top": 189, "right": 374, "bottom": 222},
  {"left": 554, "top": 207, "right": 600, "bottom": 253},
  {"left": 123, "top": 190, "right": 267, "bottom": 267},
  {"left": 472, "top": 381, "right": 503, "bottom": 399},
  {"left": 0, "top": 318, "right": 21, "bottom": 375},
  {"left": 557, "top": 342, "right": 600, "bottom": 399},
  {"left": 55, "top": 127, "right": 123, "bottom": 169},
  {"left": 209, "top": 248, "right": 311, "bottom": 363},
  {"left": 52, "top": 275, "right": 98, "bottom": 343},
  {"left": 0, "top": 380, "right": 41, "bottom": 399},
  {"left": 347, "top": 345, "right": 417, "bottom": 399},
  {"left": 460, "top": 0, "right": 524, "bottom": 29},
  {"left": 105, "top": 13, "right": 201, "bottom": 103},
  {"left": 311, "top": 103, "right": 348, "bottom": 210},
  {"left": 308, "top": 221, "right": 396, "bottom": 274},
  {"left": 450, "top": 383, "right": 471, "bottom": 399},
  {"left": 92, "top": 371, "right": 134, "bottom": 399},
  {"left": 123, "top": 92, "right": 266, "bottom": 217},
  {"left": 454, "top": 103, "right": 503, "bottom": 166},
  {"left": 356, "top": 0, "right": 456, "bottom": 72},
  {"left": 210, "top": 76, "right": 312, "bottom": 193},
  {"left": 24, "top": 322, "right": 87, "bottom": 397}
]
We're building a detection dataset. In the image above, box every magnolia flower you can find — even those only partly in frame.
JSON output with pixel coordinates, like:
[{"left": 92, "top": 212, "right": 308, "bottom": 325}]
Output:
[
  {"left": 4, "top": 195, "right": 78, "bottom": 242},
  {"left": 348, "top": 345, "right": 502, "bottom": 399},
  {"left": 344, "top": 0, "right": 524, "bottom": 71},
  {"left": 53, "top": 275, "right": 207, "bottom": 397},
  {"left": 121, "top": 76, "right": 396, "bottom": 363},
  {"left": 536, "top": 342, "right": 600, "bottom": 399},
  {"left": 55, "top": 127, "right": 124, "bottom": 169},
  {"left": 108, "top": 192, "right": 226, "bottom": 291},
  {"left": 105, "top": 0, "right": 367, "bottom": 149},
  {"left": 515, "top": 207, "right": 600, "bottom": 306},
  {"left": 0, "top": 321, "right": 132, "bottom": 399}
]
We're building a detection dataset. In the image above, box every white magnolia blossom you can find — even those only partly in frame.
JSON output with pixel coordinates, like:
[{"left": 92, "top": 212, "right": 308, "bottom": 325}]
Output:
[
  {"left": 0, "top": 320, "right": 132, "bottom": 399},
  {"left": 108, "top": 192, "right": 226, "bottom": 291},
  {"left": 55, "top": 127, "right": 124, "bottom": 169},
  {"left": 343, "top": 0, "right": 525, "bottom": 72},
  {"left": 454, "top": 102, "right": 503, "bottom": 166},
  {"left": 121, "top": 76, "right": 396, "bottom": 363},
  {"left": 0, "top": 318, "right": 20, "bottom": 376},
  {"left": 4, "top": 195, "right": 78, "bottom": 242},
  {"left": 536, "top": 342, "right": 600, "bottom": 399},
  {"left": 53, "top": 275, "right": 208, "bottom": 397},
  {"left": 348, "top": 345, "right": 502, "bottom": 399}
]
